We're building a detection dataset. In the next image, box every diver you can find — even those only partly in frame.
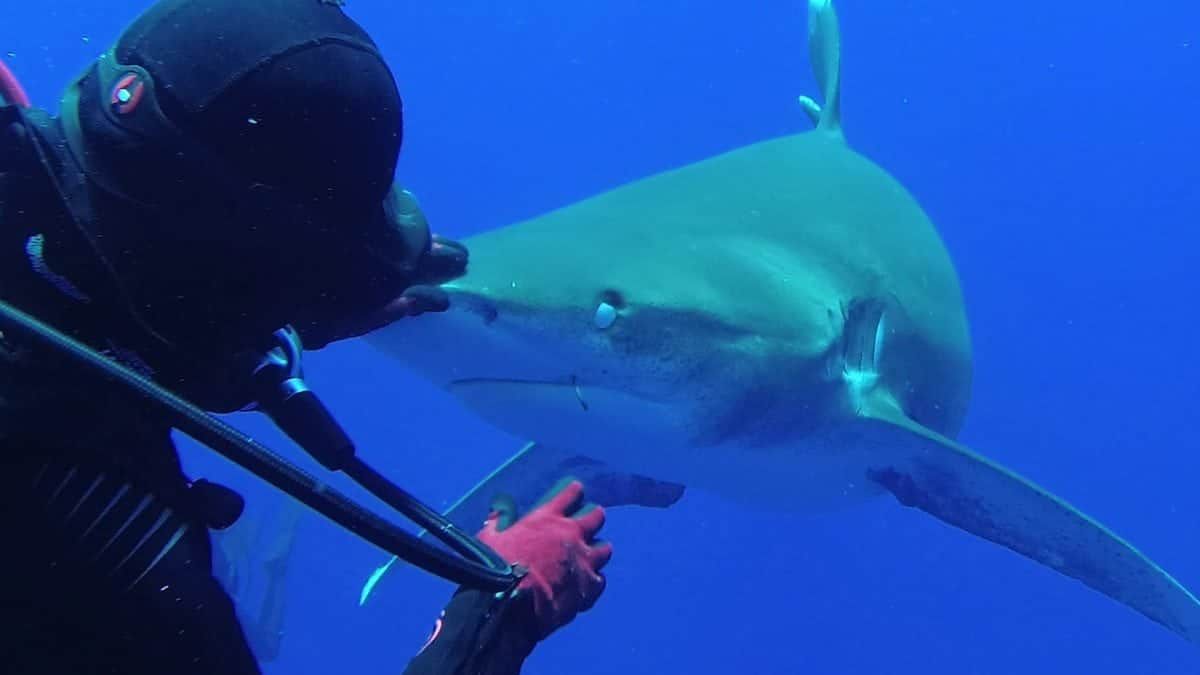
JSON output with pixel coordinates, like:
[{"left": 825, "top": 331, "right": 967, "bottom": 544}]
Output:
[{"left": 0, "top": 1, "right": 612, "bottom": 673}]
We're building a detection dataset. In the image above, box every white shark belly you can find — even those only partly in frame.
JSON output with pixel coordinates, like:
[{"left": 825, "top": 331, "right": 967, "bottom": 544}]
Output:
[
  {"left": 668, "top": 434, "right": 889, "bottom": 513},
  {"left": 449, "top": 377, "right": 883, "bottom": 512}
]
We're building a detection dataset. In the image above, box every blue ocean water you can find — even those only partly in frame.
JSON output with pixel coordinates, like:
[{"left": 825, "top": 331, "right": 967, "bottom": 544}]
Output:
[{"left": 4, "top": 1, "right": 1199, "bottom": 673}]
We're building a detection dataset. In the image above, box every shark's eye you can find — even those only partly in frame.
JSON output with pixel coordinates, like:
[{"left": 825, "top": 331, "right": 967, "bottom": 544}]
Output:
[
  {"left": 600, "top": 289, "right": 626, "bottom": 308},
  {"left": 593, "top": 301, "right": 618, "bottom": 330},
  {"left": 593, "top": 289, "right": 625, "bottom": 330}
]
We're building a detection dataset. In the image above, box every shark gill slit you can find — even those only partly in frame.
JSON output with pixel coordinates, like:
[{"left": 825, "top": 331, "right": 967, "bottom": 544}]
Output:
[{"left": 842, "top": 298, "right": 887, "bottom": 390}]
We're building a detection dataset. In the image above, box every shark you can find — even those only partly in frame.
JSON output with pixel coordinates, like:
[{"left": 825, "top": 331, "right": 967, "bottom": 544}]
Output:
[{"left": 358, "top": 0, "right": 1200, "bottom": 645}]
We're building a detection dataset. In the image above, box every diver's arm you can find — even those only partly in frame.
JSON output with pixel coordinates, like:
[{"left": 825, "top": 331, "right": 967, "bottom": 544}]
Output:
[{"left": 401, "top": 588, "right": 538, "bottom": 675}]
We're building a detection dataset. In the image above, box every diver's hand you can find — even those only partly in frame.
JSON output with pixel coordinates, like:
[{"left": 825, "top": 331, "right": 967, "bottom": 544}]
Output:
[
  {"left": 350, "top": 190, "right": 467, "bottom": 325},
  {"left": 476, "top": 479, "right": 612, "bottom": 642},
  {"left": 419, "top": 233, "right": 468, "bottom": 285},
  {"left": 296, "top": 188, "right": 467, "bottom": 348},
  {"left": 375, "top": 188, "right": 466, "bottom": 316},
  {"left": 386, "top": 186, "right": 469, "bottom": 286}
]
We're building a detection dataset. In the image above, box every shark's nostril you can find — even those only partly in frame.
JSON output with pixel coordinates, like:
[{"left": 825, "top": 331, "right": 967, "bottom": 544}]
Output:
[
  {"left": 458, "top": 294, "right": 498, "bottom": 324},
  {"left": 481, "top": 302, "right": 498, "bottom": 325}
]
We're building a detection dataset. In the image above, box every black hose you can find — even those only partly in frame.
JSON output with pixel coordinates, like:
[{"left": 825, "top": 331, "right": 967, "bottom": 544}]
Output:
[{"left": 0, "top": 297, "right": 518, "bottom": 592}]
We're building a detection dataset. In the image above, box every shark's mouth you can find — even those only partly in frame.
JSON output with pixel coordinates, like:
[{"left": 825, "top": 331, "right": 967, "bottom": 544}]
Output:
[
  {"left": 445, "top": 376, "right": 687, "bottom": 460},
  {"left": 447, "top": 376, "right": 673, "bottom": 428},
  {"left": 448, "top": 376, "right": 598, "bottom": 411}
]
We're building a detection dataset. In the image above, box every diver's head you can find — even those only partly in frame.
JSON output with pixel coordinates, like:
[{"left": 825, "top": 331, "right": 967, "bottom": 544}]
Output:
[
  {"left": 53, "top": 0, "right": 439, "bottom": 400},
  {"left": 71, "top": 0, "right": 403, "bottom": 219}
]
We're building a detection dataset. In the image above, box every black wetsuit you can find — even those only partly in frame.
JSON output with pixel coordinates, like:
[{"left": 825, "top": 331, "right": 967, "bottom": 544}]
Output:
[{"left": 0, "top": 104, "right": 536, "bottom": 675}]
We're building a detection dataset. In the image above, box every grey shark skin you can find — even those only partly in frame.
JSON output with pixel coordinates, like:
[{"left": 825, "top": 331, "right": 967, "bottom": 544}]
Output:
[{"left": 361, "top": 0, "right": 1200, "bottom": 645}]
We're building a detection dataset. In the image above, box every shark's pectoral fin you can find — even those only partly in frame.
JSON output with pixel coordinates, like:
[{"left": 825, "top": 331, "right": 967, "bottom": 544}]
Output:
[
  {"left": 561, "top": 454, "right": 688, "bottom": 509},
  {"left": 436, "top": 443, "right": 686, "bottom": 532},
  {"left": 857, "top": 393, "right": 1200, "bottom": 644},
  {"left": 358, "top": 443, "right": 685, "bottom": 606}
]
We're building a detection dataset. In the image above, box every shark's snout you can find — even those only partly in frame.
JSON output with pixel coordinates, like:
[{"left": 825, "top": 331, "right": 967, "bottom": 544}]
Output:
[{"left": 443, "top": 286, "right": 499, "bottom": 325}]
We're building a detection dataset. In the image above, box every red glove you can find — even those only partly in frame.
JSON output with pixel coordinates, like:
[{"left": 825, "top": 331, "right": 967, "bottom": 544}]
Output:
[{"left": 475, "top": 479, "right": 613, "bottom": 641}]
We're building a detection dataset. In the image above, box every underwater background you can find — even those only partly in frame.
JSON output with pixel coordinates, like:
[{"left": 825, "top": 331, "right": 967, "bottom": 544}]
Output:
[{"left": 5, "top": 1, "right": 1199, "bottom": 673}]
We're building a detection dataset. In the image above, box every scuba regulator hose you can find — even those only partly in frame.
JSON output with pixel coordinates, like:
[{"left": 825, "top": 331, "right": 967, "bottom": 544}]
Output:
[
  {"left": 0, "top": 57, "right": 33, "bottom": 108},
  {"left": 0, "top": 297, "right": 521, "bottom": 594}
]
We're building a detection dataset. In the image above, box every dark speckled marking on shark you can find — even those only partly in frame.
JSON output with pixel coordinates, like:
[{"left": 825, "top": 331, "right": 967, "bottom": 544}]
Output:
[{"left": 359, "top": 0, "right": 1200, "bottom": 646}]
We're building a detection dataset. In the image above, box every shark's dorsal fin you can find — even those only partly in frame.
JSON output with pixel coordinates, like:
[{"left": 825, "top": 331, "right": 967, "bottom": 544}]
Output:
[{"left": 797, "top": 0, "right": 844, "bottom": 140}]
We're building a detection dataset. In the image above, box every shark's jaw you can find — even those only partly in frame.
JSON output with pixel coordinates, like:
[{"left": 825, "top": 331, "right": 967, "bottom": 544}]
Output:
[
  {"left": 444, "top": 377, "right": 698, "bottom": 480},
  {"left": 367, "top": 289, "right": 710, "bottom": 467}
]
